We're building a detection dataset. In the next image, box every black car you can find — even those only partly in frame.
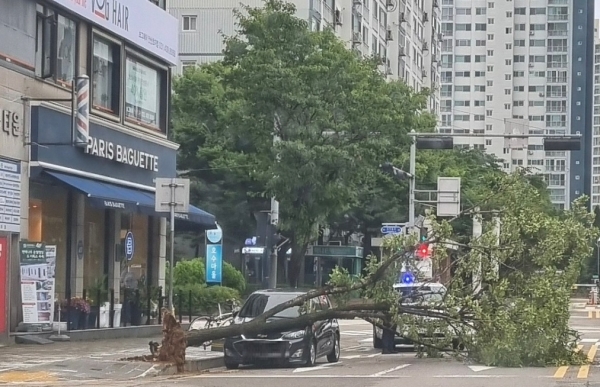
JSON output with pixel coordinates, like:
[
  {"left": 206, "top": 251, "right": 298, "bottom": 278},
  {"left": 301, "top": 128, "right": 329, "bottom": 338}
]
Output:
[{"left": 223, "top": 289, "right": 341, "bottom": 369}]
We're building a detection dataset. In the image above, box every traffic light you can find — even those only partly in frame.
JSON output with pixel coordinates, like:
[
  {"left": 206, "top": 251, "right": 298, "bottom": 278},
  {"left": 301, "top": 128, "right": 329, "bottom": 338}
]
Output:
[
  {"left": 416, "top": 243, "right": 431, "bottom": 259},
  {"left": 419, "top": 227, "right": 428, "bottom": 242},
  {"left": 380, "top": 162, "right": 412, "bottom": 181}
]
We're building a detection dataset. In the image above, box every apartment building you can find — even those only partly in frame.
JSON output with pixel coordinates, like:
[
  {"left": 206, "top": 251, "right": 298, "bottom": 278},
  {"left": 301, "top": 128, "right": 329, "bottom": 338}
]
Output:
[
  {"left": 440, "top": 0, "right": 594, "bottom": 210},
  {"left": 592, "top": 19, "right": 600, "bottom": 209},
  {"left": 168, "top": 0, "right": 440, "bottom": 113},
  {"left": 0, "top": 0, "right": 214, "bottom": 341}
]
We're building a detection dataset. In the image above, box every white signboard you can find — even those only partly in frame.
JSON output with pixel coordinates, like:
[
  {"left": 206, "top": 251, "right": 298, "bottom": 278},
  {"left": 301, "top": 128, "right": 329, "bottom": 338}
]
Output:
[
  {"left": 437, "top": 177, "right": 461, "bottom": 217},
  {"left": 48, "top": 0, "right": 178, "bottom": 65},
  {"left": 0, "top": 159, "right": 21, "bottom": 233},
  {"left": 155, "top": 178, "right": 190, "bottom": 213},
  {"left": 125, "top": 58, "right": 159, "bottom": 127}
]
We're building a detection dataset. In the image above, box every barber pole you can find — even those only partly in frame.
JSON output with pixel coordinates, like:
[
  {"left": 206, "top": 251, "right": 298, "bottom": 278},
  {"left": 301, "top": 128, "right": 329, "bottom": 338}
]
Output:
[{"left": 74, "top": 75, "right": 89, "bottom": 147}]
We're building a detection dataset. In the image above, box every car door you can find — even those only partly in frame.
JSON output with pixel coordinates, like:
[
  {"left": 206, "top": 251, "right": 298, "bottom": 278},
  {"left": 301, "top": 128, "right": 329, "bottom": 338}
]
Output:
[
  {"left": 309, "top": 298, "right": 327, "bottom": 356},
  {"left": 317, "top": 296, "right": 335, "bottom": 355}
]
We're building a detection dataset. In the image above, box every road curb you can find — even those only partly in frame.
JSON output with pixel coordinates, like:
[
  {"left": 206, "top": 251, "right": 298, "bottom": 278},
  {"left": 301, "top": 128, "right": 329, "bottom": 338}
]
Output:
[{"left": 157, "top": 356, "right": 224, "bottom": 376}]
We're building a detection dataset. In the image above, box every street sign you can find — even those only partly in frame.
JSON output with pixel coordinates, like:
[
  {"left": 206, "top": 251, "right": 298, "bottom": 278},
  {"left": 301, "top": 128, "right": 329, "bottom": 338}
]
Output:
[
  {"left": 305, "top": 245, "right": 363, "bottom": 258},
  {"left": 381, "top": 225, "right": 403, "bottom": 235},
  {"left": 206, "top": 244, "right": 223, "bottom": 284},
  {"left": 154, "top": 178, "right": 190, "bottom": 213},
  {"left": 437, "top": 177, "right": 461, "bottom": 217},
  {"left": 125, "top": 231, "right": 135, "bottom": 261},
  {"left": 206, "top": 226, "right": 223, "bottom": 244}
]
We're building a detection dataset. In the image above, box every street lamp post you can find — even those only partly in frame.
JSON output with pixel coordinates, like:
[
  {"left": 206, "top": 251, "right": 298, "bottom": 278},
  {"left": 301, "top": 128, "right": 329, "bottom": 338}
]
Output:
[{"left": 596, "top": 238, "right": 600, "bottom": 282}]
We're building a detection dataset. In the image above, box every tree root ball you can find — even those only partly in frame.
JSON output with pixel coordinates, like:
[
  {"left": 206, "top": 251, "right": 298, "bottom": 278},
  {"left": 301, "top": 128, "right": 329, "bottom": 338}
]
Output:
[{"left": 158, "top": 308, "right": 188, "bottom": 372}]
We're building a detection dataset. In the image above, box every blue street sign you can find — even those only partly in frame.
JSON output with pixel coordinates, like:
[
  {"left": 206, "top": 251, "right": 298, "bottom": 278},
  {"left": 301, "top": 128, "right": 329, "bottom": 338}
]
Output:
[
  {"left": 206, "top": 244, "right": 223, "bottom": 284},
  {"left": 125, "top": 231, "right": 135, "bottom": 261},
  {"left": 206, "top": 226, "right": 223, "bottom": 244},
  {"left": 381, "top": 225, "right": 403, "bottom": 235}
]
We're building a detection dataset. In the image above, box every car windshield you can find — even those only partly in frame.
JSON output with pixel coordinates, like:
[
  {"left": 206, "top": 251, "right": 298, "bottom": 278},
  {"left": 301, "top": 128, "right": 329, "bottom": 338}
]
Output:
[
  {"left": 397, "top": 286, "right": 445, "bottom": 304},
  {"left": 238, "top": 293, "right": 301, "bottom": 319}
]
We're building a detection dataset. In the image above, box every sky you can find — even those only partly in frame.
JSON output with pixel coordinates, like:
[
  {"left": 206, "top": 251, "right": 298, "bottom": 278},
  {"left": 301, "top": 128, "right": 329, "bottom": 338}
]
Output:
[{"left": 597, "top": 0, "right": 600, "bottom": 19}]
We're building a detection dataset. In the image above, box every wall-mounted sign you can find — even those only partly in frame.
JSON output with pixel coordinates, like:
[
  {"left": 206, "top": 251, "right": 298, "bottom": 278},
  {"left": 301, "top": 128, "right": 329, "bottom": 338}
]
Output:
[
  {"left": 206, "top": 226, "right": 223, "bottom": 244},
  {"left": 47, "top": 0, "right": 178, "bottom": 64},
  {"left": 125, "top": 58, "right": 159, "bottom": 128},
  {"left": 1, "top": 109, "right": 20, "bottom": 137},
  {"left": 84, "top": 136, "right": 159, "bottom": 171},
  {"left": 0, "top": 158, "right": 21, "bottom": 233},
  {"left": 125, "top": 231, "right": 135, "bottom": 261}
]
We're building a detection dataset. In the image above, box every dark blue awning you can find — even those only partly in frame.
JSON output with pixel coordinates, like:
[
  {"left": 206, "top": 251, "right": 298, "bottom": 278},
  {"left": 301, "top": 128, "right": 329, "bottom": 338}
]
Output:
[{"left": 45, "top": 171, "right": 216, "bottom": 228}]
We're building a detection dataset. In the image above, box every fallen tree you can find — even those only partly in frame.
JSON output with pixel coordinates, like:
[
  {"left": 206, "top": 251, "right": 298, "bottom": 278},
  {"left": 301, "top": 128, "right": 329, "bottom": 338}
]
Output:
[{"left": 178, "top": 173, "right": 597, "bottom": 368}]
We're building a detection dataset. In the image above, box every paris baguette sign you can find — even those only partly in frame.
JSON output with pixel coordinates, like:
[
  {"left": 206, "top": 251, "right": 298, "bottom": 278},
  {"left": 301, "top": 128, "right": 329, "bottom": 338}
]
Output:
[{"left": 48, "top": 0, "right": 178, "bottom": 65}]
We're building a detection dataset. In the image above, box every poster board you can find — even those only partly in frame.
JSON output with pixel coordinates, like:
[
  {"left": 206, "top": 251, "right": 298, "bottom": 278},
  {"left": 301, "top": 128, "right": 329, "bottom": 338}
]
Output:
[{"left": 19, "top": 242, "right": 56, "bottom": 324}]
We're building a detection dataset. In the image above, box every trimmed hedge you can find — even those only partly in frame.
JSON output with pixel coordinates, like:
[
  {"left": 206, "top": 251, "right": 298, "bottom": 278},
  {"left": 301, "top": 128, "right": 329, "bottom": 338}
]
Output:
[{"left": 173, "top": 258, "right": 246, "bottom": 294}]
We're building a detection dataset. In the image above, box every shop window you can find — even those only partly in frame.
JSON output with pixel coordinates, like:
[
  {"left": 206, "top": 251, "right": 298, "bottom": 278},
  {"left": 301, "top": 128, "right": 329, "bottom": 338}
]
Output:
[
  {"left": 83, "top": 204, "right": 106, "bottom": 292},
  {"left": 35, "top": 6, "right": 77, "bottom": 87},
  {"left": 124, "top": 55, "right": 167, "bottom": 131},
  {"left": 29, "top": 183, "right": 68, "bottom": 301},
  {"left": 91, "top": 34, "right": 121, "bottom": 115},
  {"left": 119, "top": 214, "right": 149, "bottom": 291}
]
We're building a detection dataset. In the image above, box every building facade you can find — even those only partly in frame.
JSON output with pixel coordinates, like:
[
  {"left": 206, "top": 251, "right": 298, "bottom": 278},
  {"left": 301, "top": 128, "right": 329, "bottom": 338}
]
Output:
[
  {"left": 592, "top": 19, "right": 600, "bottom": 209},
  {"left": 440, "top": 0, "right": 594, "bottom": 210},
  {"left": 0, "top": 0, "right": 215, "bottom": 342},
  {"left": 167, "top": 0, "right": 440, "bottom": 114}
]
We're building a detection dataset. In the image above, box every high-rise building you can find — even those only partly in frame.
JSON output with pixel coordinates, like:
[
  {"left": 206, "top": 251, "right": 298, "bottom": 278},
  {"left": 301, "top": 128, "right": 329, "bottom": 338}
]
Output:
[
  {"left": 591, "top": 19, "right": 600, "bottom": 209},
  {"left": 168, "top": 0, "right": 440, "bottom": 114},
  {"left": 440, "top": 0, "right": 594, "bottom": 210}
]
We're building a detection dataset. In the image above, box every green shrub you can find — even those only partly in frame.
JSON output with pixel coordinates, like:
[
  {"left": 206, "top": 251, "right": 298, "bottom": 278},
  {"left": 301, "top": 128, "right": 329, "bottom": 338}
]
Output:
[
  {"left": 222, "top": 262, "right": 246, "bottom": 294},
  {"left": 174, "top": 259, "right": 205, "bottom": 287},
  {"left": 173, "top": 258, "right": 246, "bottom": 294},
  {"left": 175, "top": 284, "right": 240, "bottom": 315}
]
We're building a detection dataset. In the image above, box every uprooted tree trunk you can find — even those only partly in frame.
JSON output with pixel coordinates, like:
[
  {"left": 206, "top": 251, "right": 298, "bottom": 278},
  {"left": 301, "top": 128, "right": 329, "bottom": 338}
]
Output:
[{"left": 159, "top": 309, "right": 187, "bottom": 372}]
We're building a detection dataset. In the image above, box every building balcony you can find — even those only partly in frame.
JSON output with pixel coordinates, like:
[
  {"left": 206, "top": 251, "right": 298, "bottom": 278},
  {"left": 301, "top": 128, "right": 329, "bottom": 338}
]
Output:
[
  {"left": 547, "top": 46, "right": 568, "bottom": 52},
  {"left": 548, "top": 30, "right": 568, "bottom": 37},
  {"left": 547, "top": 77, "right": 568, "bottom": 83},
  {"left": 548, "top": 14, "right": 568, "bottom": 21}
]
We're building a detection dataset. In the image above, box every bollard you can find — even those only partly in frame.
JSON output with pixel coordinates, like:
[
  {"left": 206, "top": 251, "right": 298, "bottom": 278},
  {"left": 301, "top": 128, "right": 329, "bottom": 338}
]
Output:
[
  {"left": 178, "top": 293, "right": 183, "bottom": 324},
  {"left": 146, "top": 286, "right": 152, "bottom": 326},
  {"left": 158, "top": 287, "right": 163, "bottom": 325},
  {"left": 82, "top": 289, "right": 87, "bottom": 301},
  {"left": 109, "top": 289, "right": 115, "bottom": 328},
  {"left": 188, "top": 290, "right": 192, "bottom": 324},
  {"left": 96, "top": 288, "right": 101, "bottom": 329}
]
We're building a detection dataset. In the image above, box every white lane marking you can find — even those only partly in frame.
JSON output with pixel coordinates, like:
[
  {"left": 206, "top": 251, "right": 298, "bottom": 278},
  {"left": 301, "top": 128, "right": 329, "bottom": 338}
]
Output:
[
  {"left": 580, "top": 338, "right": 600, "bottom": 343},
  {"left": 134, "top": 364, "right": 160, "bottom": 378},
  {"left": 293, "top": 362, "right": 343, "bottom": 373},
  {"left": 433, "top": 375, "right": 516, "bottom": 378},
  {"left": 340, "top": 355, "right": 362, "bottom": 360},
  {"left": 468, "top": 365, "right": 496, "bottom": 372},
  {"left": 359, "top": 338, "right": 374, "bottom": 343},
  {"left": 51, "top": 369, "right": 78, "bottom": 373},
  {"left": 366, "top": 353, "right": 381, "bottom": 358},
  {"left": 197, "top": 375, "right": 407, "bottom": 378},
  {"left": 370, "top": 364, "right": 411, "bottom": 376},
  {"left": 341, "top": 331, "right": 373, "bottom": 336}
]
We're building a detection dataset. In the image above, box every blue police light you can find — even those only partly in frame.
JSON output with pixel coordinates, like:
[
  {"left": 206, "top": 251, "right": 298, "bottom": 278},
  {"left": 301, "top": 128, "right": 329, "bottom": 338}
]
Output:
[{"left": 401, "top": 272, "right": 415, "bottom": 285}]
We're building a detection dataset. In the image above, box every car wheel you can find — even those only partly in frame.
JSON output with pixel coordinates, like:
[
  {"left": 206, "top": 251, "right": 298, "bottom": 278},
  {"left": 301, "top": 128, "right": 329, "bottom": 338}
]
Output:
[
  {"left": 224, "top": 357, "right": 239, "bottom": 370},
  {"left": 373, "top": 326, "right": 383, "bottom": 349},
  {"left": 305, "top": 340, "right": 317, "bottom": 367},
  {"left": 327, "top": 333, "right": 340, "bottom": 363}
]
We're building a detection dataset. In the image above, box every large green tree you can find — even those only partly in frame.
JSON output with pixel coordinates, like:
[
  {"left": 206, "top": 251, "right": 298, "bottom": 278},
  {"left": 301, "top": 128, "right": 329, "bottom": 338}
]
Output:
[{"left": 171, "top": 0, "right": 435, "bottom": 285}]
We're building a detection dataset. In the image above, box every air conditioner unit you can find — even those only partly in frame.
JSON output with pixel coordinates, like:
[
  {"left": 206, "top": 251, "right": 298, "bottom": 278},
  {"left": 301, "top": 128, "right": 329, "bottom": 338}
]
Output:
[
  {"left": 352, "top": 32, "right": 362, "bottom": 44},
  {"left": 353, "top": 0, "right": 361, "bottom": 5},
  {"left": 423, "top": 12, "right": 429, "bottom": 23},
  {"left": 539, "top": 92, "right": 545, "bottom": 97},
  {"left": 386, "top": 66, "right": 393, "bottom": 75},
  {"left": 399, "top": 47, "right": 406, "bottom": 56},
  {"left": 422, "top": 68, "right": 428, "bottom": 77},
  {"left": 400, "top": 12, "right": 406, "bottom": 22},
  {"left": 433, "top": 0, "right": 439, "bottom": 8},
  {"left": 335, "top": 9, "right": 342, "bottom": 25},
  {"left": 529, "top": 30, "right": 535, "bottom": 35},
  {"left": 386, "top": 28, "right": 393, "bottom": 41},
  {"left": 422, "top": 41, "right": 429, "bottom": 51},
  {"left": 529, "top": 63, "right": 534, "bottom": 67},
  {"left": 386, "top": 0, "right": 395, "bottom": 9},
  {"left": 437, "top": 33, "right": 443, "bottom": 40}
]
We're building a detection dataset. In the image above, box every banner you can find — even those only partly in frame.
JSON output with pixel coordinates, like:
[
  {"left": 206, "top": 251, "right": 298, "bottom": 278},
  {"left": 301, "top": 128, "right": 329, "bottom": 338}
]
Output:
[{"left": 19, "top": 242, "right": 55, "bottom": 324}]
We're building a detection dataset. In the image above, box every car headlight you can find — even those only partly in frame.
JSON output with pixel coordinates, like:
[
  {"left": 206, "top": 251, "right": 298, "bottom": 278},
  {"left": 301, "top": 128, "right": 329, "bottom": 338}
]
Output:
[{"left": 283, "top": 330, "right": 305, "bottom": 339}]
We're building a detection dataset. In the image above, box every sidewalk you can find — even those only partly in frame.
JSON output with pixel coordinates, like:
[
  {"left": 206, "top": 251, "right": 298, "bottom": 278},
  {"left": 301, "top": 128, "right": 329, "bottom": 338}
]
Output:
[{"left": 0, "top": 336, "right": 222, "bottom": 384}]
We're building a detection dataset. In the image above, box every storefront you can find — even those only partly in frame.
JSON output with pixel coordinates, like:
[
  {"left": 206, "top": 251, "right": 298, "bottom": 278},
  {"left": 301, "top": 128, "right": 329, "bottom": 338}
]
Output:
[{"left": 24, "top": 103, "right": 215, "bottom": 327}]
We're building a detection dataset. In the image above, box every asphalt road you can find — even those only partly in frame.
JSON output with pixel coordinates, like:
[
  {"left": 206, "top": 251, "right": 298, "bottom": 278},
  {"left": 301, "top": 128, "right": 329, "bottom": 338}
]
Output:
[
  {"left": 5, "top": 299, "right": 600, "bottom": 387},
  {"left": 124, "top": 299, "right": 600, "bottom": 387}
]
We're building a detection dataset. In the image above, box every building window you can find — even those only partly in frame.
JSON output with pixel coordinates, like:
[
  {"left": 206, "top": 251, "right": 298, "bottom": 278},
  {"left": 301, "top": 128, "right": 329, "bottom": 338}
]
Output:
[
  {"left": 182, "top": 15, "right": 197, "bottom": 31},
  {"left": 35, "top": 9, "right": 77, "bottom": 86},
  {"left": 92, "top": 34, "right": 121, "bottom": 114},
  {"left": 125, "top": 55, "right": 166, "bottom": 131}
]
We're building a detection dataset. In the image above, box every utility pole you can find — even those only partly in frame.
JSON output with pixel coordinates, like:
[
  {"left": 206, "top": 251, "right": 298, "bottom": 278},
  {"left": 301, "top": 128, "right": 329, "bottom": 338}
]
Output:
[
  {"left": 472, "top": 207, "right": 482, "bottom": 295},
  {"left": 409, "top": 130, "right": 416, "bottom": 229}
]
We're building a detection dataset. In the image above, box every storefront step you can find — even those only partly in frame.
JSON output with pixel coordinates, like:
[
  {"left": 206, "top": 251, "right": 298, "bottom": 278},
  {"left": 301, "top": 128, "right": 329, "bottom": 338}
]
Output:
[
  {"left": 158, "top": 355, "right": 225, "bottom": 376},
  {"left": 13, "top": 335, "right": 55, "bottom": 345},
  {"left": 9, "top": 324, "right": 190, "bottom": 345}
]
